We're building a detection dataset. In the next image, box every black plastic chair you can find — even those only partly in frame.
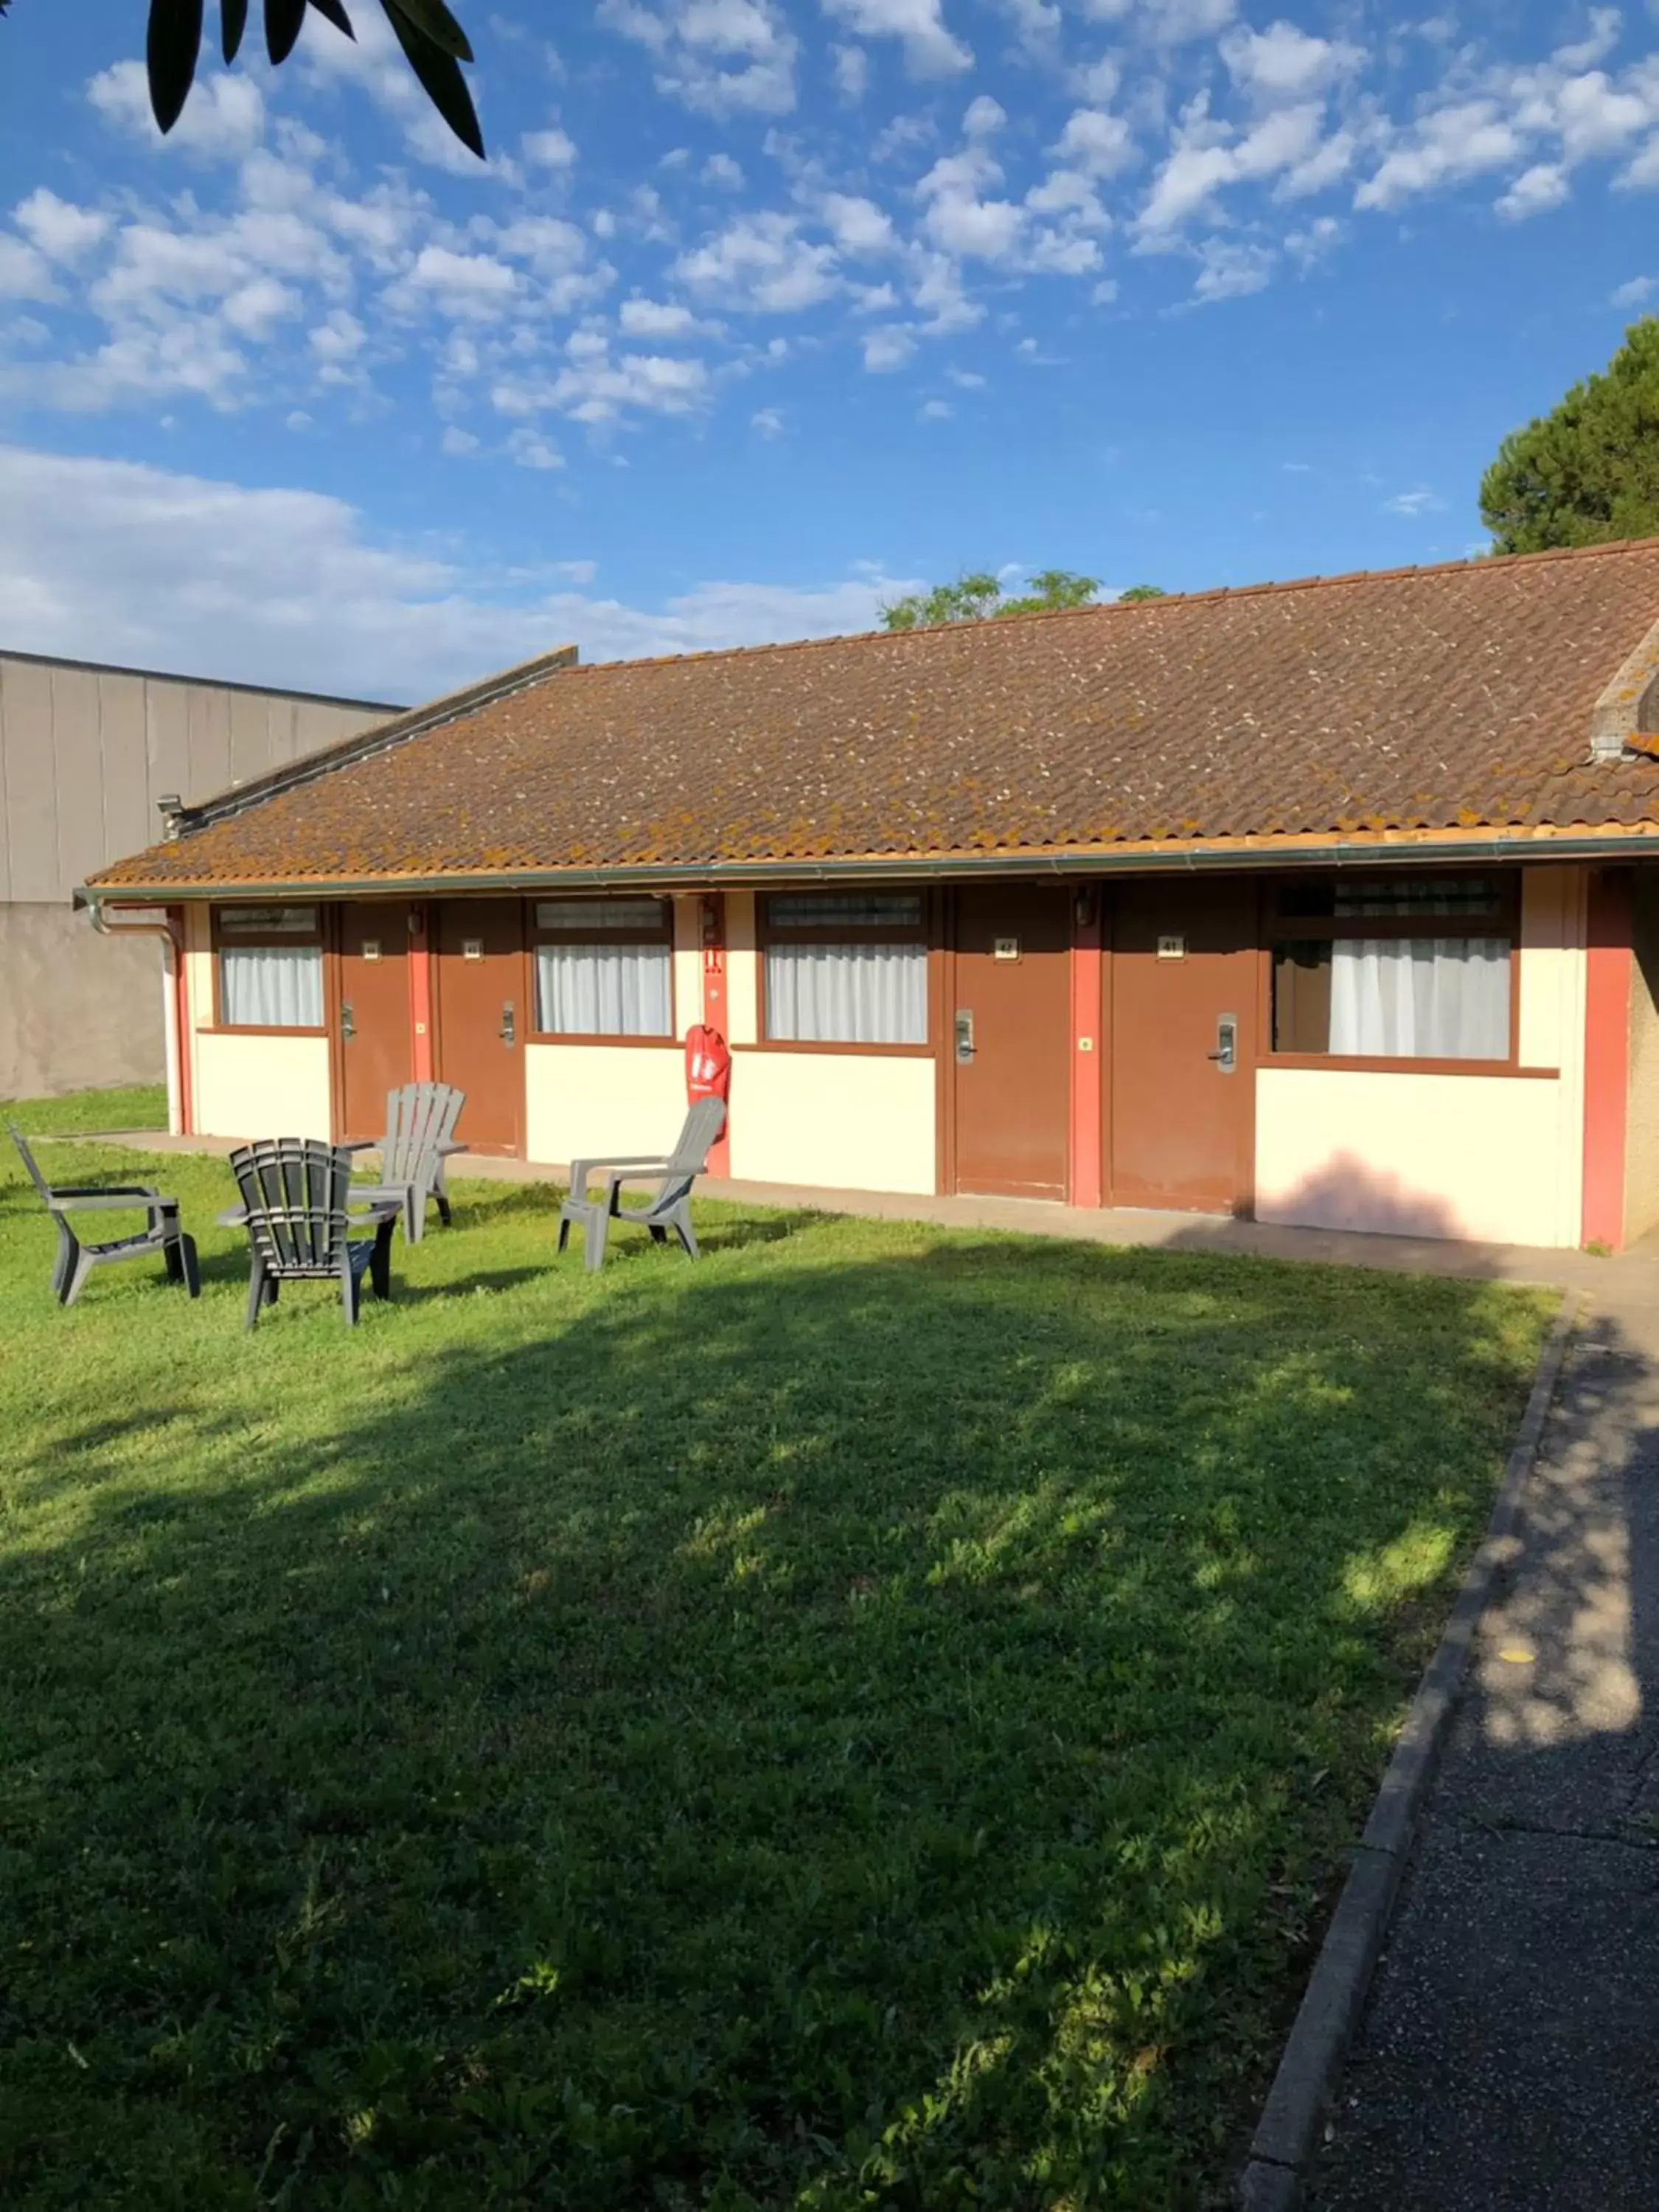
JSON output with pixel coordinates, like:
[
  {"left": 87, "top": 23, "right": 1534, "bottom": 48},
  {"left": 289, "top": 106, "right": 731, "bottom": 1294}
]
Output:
[
  {"left": 8, "top": 1121, "right": 198, "bottom": 1308},
  {"left": 220, "top": 1139, "right": 399, "bottom": 1330}
]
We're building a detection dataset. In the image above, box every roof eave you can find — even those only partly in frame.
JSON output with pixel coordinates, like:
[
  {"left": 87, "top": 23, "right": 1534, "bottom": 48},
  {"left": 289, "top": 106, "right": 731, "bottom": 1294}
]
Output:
[{"left": 77, "top": 823, "right": 1659, "bottom": 911}]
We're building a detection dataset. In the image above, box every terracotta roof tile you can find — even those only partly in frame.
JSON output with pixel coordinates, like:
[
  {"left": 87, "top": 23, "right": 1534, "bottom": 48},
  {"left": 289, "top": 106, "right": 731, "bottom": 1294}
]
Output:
[{"left": 89, "top": 540, "right": 1659, "bottom": 892}]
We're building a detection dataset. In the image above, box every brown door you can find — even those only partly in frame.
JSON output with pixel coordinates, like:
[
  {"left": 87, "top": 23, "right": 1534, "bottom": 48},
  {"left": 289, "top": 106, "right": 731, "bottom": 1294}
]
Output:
[
  {"left": 338, "top": 902, "right": 414, "bottom": 1142},
  {"left": 951, "top": 883, "right": 1071, "bottom": 1199},
  {"left": 1109, "top": 878, "right": 1257, "bottom": 1214},
  {"left": 433, "top": 900, "right": 524, "bottom": 1155}
]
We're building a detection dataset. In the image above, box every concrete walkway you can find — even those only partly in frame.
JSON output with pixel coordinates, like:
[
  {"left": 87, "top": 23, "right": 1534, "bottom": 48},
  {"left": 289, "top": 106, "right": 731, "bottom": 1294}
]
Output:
[
  {"left": 42, "top": 1124, "right": 1659, "bottom": 1296},
  {"left": 1310, "top": 1273, "right": 1659, "bottom": 2211}
]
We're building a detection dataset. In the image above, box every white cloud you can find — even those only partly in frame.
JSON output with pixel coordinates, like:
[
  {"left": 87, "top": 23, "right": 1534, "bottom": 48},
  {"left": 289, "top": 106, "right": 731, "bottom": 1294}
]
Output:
[
  {"left": 918, "top": 145, "right": 1025, "bottom": 260},
  {"left": 674, "top": 212, "right": 839, "bottom": 310},
  {"left": 818, "top": 0, "right": 973, "bottom": 79},
  {"left": 1356, "top": 102, "right": 1527, "bottom": 209},
  {"left": 964, "top": 95, "right": 1007, "bottom": 137},
  {"left": 599, "top": 0, "right": 799, "bottom": 116},
  {"left": 507, "top": 428, "right": 566, "bottom": 469},
  {"left": 1222, "top": 21, "right": 1365, "bottom": 103},
  {"left": 703, "top": 151, "right": 746, "bottom": 187},
  {"left": 1190, "top": 237, "right": 1276, "bottom": 300},
  {"left": 390, "top": 245, "right": 521, "bottom": 320},
  {"left": 1554, "top": 7, "right": 1624, "bottom": 72},
  {"left": 1088, "top": 0, "right": 1236, "bottom": 44},
  {"left": 863, "top": 324, "right": 917, "bottom": 369},
  {"left": 1138, "top": 100, "right": 1326, "bottom": 234},
  {"left": 1613, "top": 274, "right": 1659, "bottom": 305},
  {"left": 751, "top": 405, "right": 785, "bottom": 434},
  {"left": 946, "top": 365, "right": 985, "bottom": 386},
  {"left": 918, "top": 396, "right": 953, "bottom": 418},
  {"left": 13, "top": 189, "right": 110, "bottom": 263},
  {"left": 88, "top": 61, "right": 267, "bottom": 161},
  {"left": 819, "top": 192, "right": 899, "bottom": 254},
  {"left": 1383, "top": 487, "right": 1444, "bottom": 516},
  {"left": 221, "top": 276, "right": 303, "bottom": 338},
  {"left": 0, "top": 444, "right": 917, "bottom": 695},
  {"left": 832, "top": 42, "right": 871, "bottom": 97},
  {"left": 1495, "top": 162, "right": 1571, "bottom": 219},
  {"left": 618, "top": 295, "right": 708, "bottom": 335},
  {"left": 310, "top": 309, "right": 366, "bottom": 364},
  {"left": 441, "top": 425, "right": 481, "bottom": 455},
  {"left": 523, "top": 127, "right": 579, "bottom": 168},
  {"left": 0, "top": 234, "right": 59, "bottom": 303},
  {"left": 1051, "top": 108, "right": 1138, "bottom": 178}
]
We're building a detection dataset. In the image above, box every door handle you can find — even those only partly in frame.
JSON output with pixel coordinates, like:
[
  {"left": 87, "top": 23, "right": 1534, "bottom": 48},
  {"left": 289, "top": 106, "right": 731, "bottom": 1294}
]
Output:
[
  {"left": 499, "top": 1001, "right": 517, "bottom": 1047},
  {"left": 954, "top": 1009, "right": 975, "bottom": 1064},
  {"left": 1208, "top": 1015, "right": 1238, "bottom": 1074},
  {"left": 341, "top": 999, "right": 355, "bottom": 1040}
]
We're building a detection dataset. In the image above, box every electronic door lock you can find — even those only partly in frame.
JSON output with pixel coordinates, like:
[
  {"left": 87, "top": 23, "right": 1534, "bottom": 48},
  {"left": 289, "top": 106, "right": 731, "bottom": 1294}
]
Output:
[
  {"left": 499, "top": 1001, "right": 517, "bottom": 1046},
  {"left": 1208, "top": 1015, "right": 1237, "bottom": 1074},
  {"left": 954, "top": 1009, "right": 975, "bottom": 1064},
  {"left": 341, "top": 999, "right": 355, "bottom": 1040}
]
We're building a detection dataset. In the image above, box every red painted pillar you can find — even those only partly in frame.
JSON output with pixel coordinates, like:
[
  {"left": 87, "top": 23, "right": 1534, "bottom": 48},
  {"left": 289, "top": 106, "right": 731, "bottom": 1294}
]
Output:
[
  {"left": 1068, "top": 885, "right": 1105, "bottom": 1208},
  {"left": 700, "top": 892, "right": 732, "bottom": 1177},
  {"left": 1582, "top": 868, "right": 1632, "bottom": 1250},
  {"left": 408, "top": 902, "right": 434, "bottom": 1083}
]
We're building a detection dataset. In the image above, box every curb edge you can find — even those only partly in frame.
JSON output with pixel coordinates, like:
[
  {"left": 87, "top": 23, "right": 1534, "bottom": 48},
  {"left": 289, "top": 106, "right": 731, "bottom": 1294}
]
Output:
[{"left": 1234, "top": 1285, "right": 1579, "bottom": 2208}]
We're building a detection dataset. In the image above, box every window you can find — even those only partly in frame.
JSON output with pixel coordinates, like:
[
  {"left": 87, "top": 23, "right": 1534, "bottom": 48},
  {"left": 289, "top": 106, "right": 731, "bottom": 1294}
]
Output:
[
  {"left": 532, "top": 897, "right": 672, "bottom": 1037},
  {"left": 762, "top": 891, "right": 929, "bottom": 1046},
  {"left": 1270, "top": 876, "right": 1514, "bottom": 1063},
  {"left": 215, "top": 905, "right": 324, "bottom": 1029}
]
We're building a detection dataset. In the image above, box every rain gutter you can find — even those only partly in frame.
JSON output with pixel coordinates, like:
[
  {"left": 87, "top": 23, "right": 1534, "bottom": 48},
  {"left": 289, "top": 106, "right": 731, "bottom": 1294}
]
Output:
[{"left": 74, "top": 829, "right": 1659, "bottom": 915}]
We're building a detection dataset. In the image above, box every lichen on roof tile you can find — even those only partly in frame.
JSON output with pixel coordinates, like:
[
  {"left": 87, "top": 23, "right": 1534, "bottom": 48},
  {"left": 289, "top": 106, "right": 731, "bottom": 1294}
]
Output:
[{"left": 86, "top": 540, "right": 1659, "bottom": 892}]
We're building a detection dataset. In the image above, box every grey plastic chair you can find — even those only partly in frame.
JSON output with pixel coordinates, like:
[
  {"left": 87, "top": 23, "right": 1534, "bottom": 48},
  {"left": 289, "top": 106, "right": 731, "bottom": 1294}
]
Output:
[
  {"left": 220, "top": 1139, "right": 400, "bottom": 1329},
  {"left": 345, "top": 1082, "right": 469, "bottom": 1243},
  {"left": 557, "top": 1096, "right": 727, "bottom": 1273},
  {"left": 8, "top": 1121, "right": 198, "bottom": 1308}
]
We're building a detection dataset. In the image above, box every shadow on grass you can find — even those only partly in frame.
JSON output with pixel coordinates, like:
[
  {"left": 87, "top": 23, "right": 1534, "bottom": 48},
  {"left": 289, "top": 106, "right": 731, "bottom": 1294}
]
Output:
[{"left": 0, "top": 1228, "right": 1545, "bottom": 2211}]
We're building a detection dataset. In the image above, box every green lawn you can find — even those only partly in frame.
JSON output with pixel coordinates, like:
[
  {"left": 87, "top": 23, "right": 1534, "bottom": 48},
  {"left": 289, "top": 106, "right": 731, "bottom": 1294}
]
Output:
[
  {"left": 0, "top": 1082, "right": 169, "bottom": 1135},
  {"left": 0, "top": 1110, "right": 1551, "bottom": 2210}
]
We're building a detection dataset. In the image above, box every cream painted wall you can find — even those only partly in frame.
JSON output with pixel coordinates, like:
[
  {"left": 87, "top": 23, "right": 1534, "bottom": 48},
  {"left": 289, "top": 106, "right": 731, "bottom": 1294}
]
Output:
[
  {"left": 725, "top": 891, "right": 759, "bottom": 1045},
  {"left": 1255, "top": 867, "right": 1587, "bottom": 1247},
  {"left": 728, "top": 1051, "right": 937, "bottom": 1192},
  {"left": 194, "top": 1034, "right": 333, "bottom": 1141},
  {"left": 525, "top": 1043, "right": 687, "bottom": 1165},
  {"left": 672, "top": 895, "right": 703, "bottom": 1032}
]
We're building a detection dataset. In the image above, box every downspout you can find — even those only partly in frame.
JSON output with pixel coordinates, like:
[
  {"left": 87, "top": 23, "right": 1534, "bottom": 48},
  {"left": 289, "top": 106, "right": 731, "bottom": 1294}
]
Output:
[{"left": 90, "top": 903, "right": 190, "bottom": 1135}]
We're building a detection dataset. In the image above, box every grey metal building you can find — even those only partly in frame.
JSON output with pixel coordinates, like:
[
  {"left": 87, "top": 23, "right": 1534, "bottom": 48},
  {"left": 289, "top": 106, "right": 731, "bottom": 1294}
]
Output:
[{"left": 0, "top": 650, "right": 397, "bottom": 1098}]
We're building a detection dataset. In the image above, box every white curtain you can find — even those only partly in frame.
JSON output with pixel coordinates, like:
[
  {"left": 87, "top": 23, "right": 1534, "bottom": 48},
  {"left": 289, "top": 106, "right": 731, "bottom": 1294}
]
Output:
[
  {"left": 220, "top": 946, "right": 323, "bottom": 1028},
  {"left": 765, "top": 942, "right": 928, "bottom": 1044},
  {"left": 536, "top": 943, "right": 672, "bottom": 1035},
  {"left": 1329, "top": 936, "right": 1510, "bottom": 1060}
]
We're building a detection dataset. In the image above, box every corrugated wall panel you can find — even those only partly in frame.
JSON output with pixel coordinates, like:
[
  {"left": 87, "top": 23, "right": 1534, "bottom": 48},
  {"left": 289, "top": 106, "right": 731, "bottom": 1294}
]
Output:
[{"left": 1, "top": 659, "right": 60, "bottom": 902}]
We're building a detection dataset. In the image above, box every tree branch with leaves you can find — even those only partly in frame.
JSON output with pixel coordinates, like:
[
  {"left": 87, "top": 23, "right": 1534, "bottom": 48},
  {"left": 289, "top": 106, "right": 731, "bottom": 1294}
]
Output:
[
  {"left": 0, "top": 1, "right": 487, "bottom": 159},
  {"left": 879, "top": 571, "right": 1164, "bottom": 630}
]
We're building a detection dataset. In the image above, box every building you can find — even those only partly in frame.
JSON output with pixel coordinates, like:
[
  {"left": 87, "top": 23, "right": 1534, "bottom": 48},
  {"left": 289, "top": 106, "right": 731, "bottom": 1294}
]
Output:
[
  {"left": 0, "top": 649, "right": 397, "bottom": 1097},
  {"left": 79, "top": 544, "right": 1659, "bottom": 1251}
]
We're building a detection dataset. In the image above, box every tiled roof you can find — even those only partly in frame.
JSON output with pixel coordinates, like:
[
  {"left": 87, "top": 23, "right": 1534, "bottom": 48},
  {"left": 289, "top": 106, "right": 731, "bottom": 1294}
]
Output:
[{"left": 89, "top": 540, "right": 1659, "bottom": 892}]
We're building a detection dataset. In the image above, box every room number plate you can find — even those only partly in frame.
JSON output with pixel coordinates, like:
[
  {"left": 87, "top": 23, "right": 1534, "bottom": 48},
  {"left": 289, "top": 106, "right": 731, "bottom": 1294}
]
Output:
[
  {"left": 1157, "top": 935, "right": 1186, "bottom": 961},
  {"left": 462, "top": 938, "right": 484, "bottom": 961},
  {"left": 361, "top": 939, "right": 381, "bottom": 963},
  {"left": 993, "top": 937, "right": 1020, "bottom": 961}
]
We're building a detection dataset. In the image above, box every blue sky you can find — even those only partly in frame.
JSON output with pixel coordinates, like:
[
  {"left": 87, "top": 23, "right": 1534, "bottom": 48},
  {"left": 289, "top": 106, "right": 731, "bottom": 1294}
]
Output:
[{"left": 0, "top": 0, "right": 1655, "bottom": 700}]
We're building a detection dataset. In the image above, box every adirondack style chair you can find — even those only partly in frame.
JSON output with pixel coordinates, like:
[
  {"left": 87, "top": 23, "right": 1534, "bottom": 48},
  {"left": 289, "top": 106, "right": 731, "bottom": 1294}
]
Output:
[
  {"left": 557, "top": 1095, "right": 727, "bottom": 1272},
  {"left": 345, "top": 1082, "right": 468, "bottom": 1243},
  {"left": 8, "top": 1121, "right": 199, "bottom": 1308},
  {"left": 220, "top": 1138, "right": 400, "bottom": 1329}
]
